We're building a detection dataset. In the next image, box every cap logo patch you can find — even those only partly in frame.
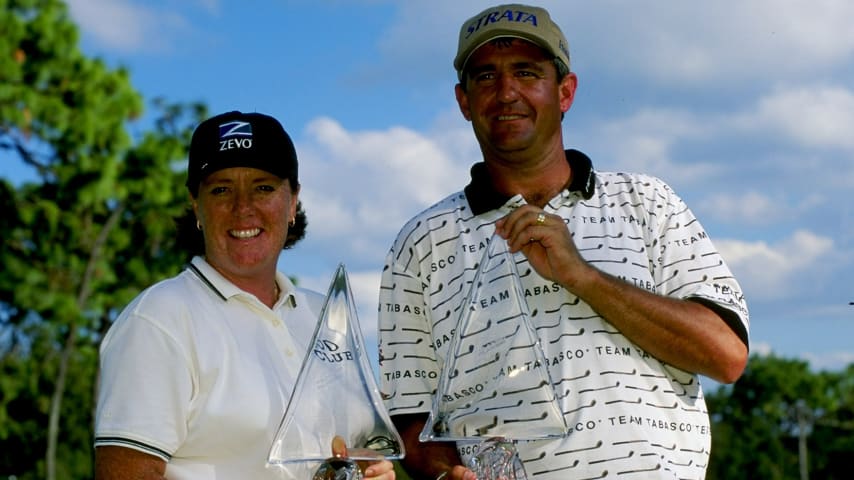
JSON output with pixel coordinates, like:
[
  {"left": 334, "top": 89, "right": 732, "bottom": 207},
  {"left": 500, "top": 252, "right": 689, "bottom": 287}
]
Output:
[
  {"left": 464, "top": 9, "right": 538, "bottom": 39},
  {"left": 218, "top": 120, "right": 253, "bottom": 152}
]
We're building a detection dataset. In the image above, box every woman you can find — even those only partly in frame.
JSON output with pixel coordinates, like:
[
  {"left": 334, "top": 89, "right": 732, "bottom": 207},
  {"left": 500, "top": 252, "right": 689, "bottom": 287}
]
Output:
[{"left": 94, "top": 111, "right": 395, "bottom": 479}]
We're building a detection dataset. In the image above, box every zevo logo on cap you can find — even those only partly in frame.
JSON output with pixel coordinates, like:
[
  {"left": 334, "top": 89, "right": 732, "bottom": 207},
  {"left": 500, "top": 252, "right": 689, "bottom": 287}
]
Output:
[
  {"left": 464, "top": 9, "right": 539, "bottom": 39},
  {"left": 218, "top": 120, "right": 253, "bottom": 151}
]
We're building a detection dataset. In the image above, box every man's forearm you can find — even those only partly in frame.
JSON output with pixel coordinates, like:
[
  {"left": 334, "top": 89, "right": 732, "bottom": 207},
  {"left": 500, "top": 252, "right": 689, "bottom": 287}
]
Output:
[{"left": 567, "top": 266, "right": 747, "bottom": 383}]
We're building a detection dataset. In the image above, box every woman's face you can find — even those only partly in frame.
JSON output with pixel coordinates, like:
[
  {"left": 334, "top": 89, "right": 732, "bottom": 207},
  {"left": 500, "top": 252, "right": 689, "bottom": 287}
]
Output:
[{"left": 192, "top": 167, "right": 298, "bottom": 283}]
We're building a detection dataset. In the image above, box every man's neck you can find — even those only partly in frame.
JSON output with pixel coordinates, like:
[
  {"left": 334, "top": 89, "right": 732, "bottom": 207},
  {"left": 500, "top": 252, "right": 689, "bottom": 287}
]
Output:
[{"left": 485, "top": 146, "right": 571, "bottom": 207}]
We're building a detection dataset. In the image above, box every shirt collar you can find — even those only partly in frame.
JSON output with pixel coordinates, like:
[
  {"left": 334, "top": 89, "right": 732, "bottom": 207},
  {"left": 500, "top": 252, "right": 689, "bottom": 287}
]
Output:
[
  {"left": 187, "top": 256, "right": 297, "bottom": 308},
  {"left": 464, "top": 149, "right": 596, "bottom": 215}
]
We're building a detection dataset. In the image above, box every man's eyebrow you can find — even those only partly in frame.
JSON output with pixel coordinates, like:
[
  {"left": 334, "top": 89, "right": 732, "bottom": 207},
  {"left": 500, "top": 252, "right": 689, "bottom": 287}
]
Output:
[
  {"left": 469, "top": 60, "right": 546, "bottom": 74},
  {"left": 511, "top": 60, "right": 547, "bottom": 71},
  {"left": 468, "top": 63, "right": 497, "bottom": 75}
]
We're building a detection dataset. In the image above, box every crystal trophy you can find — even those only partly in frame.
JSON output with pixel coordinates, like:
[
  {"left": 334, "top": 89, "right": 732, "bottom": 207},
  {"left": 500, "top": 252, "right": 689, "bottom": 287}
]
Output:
[
  {"left": 419, "top": 234, "right": 568, "bottom": 479},
  {"left": 268, "top": 264, "right": 405, "bottom": 479}
]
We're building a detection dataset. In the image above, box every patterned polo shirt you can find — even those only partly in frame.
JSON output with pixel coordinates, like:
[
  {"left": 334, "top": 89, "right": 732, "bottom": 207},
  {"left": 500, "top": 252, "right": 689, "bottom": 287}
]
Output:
[{"left": 378, "top": 150, "right": 749, "bottom": 479}]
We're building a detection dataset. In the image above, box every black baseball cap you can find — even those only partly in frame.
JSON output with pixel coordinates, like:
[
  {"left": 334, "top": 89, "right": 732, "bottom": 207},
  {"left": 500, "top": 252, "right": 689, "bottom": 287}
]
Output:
[{"left": 186, "top": 111, "right": 298, "bottom": 196}]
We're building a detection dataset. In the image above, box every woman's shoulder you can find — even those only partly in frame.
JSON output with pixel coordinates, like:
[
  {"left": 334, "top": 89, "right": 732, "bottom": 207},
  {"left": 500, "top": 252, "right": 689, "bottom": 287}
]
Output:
[
  {"left": 134, "top": 269, "right": 202, "bottom": 305},
  {"left": 113, "top": 269, "right": 207, "bottom": 329}
]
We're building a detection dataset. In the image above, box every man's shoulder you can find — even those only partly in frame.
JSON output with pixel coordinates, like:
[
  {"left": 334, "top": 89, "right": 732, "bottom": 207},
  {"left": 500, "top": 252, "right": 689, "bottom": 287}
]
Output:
[
  {"left": 594, "top": 169, "right": 666, "bottom": 184},
  {"left": 397, "top": 189, "right": 469, "bottom": 230},
  {"left": 592, "top": 170, "right": 676, "bottom": 196}
]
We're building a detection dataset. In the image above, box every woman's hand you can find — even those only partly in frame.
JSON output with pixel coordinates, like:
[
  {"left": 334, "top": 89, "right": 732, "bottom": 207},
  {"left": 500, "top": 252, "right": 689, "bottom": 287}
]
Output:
[{"left": 331, "top": 435, "right": 396, "bottom": 480}]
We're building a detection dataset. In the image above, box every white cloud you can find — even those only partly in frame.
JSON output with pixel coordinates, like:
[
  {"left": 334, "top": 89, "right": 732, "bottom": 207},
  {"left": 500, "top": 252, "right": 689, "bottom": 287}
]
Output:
[
  {"left": 584, "top": 83, "right": 854, "bottom": 172},
  {"left": 578, "top": 108, "right": 722, "bottom": 183},
  {"left": 283, "top": 115, "right": 477, "bottom": 365},
  {"left": 703, "top": 191, "right": 781, "bottom": 224},
  {"left": 803, "top": 350, "right": 854, "bottom": 372},
  {"left": 296, "top": 117, "right": 470, "bottom": 263},
  {"left": 700, "top": 191, "right": 827, "bottom": 225},
  {"left": 572, "top": 81, "right": 854, "bottom": 214},
  {"left": 305, "top": 117, "right": 464, "bottom": 206},
  {"left": 715, "top": 230, "right": 834, "bottom": 300},
  {"left": 750, "top": 343, "right": 854, "bottom": 372},
  {"left": 65, "top": 0, "right": 193, "bottom": 53},
  {"left": 733, "top": 85, "right": 854, "bottom": 150},
  {"left": 68, "top": 0, "right": 854, "bottom": 93},
  {"left": 750, "top": 341, "right": 774, "bottom": 357},
  {"left": 556, "top": 1, "right": 854, "bottom": 85},
  {"left": 383, "top": 1, "right": 854, "bottom": 87}
]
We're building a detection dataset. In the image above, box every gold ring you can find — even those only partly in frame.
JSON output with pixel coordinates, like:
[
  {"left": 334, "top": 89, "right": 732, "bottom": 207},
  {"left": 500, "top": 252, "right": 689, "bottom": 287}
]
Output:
[{"left": 536, "top": 213, "right": 546, "bottom": 224}]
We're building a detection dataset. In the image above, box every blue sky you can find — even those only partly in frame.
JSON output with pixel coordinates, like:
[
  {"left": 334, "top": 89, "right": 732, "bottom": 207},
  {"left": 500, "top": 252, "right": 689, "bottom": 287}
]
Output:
[{"left": 44, "top": 0, "right": 854, "bottom": 375}]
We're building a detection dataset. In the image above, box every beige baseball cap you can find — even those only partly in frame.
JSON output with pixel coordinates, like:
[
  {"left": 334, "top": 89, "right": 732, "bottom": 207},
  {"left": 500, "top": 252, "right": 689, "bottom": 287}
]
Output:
[{"left": 454, "top": 3, "right": 570, "bottom": 80}]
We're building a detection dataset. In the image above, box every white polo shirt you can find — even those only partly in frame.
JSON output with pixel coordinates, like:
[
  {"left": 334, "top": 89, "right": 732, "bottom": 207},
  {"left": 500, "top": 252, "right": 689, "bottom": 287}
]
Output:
[
  {"left": 378, "top": 150, "right": 749, "bottom": 480},
  {"left": 95, "top": 256, "right": 324, "bottom": 479}
]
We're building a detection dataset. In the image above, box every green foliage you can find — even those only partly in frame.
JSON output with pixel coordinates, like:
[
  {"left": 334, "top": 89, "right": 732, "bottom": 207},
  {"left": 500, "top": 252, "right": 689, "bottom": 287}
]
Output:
[
  {"left": 1, "top": 2, "right": 852, "bottom": 480},
  {"left": 707, "top": 355, "right": 854, "bottom": 479},
  {"left": 1, "top": 1, "right": 207, "bottom": 478}
]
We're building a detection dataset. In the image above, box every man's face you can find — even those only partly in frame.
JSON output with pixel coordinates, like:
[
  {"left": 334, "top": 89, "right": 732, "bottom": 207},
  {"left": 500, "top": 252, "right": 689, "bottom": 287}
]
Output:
[{"left": 455, "top": 38, "right": 576, "bottom": 159}]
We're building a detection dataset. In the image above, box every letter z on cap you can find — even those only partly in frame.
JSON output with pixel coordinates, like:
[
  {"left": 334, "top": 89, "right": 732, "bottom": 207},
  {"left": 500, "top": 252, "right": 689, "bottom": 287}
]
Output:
[{"left": 186, "top": 110, "right": 298, "bottom": 196}]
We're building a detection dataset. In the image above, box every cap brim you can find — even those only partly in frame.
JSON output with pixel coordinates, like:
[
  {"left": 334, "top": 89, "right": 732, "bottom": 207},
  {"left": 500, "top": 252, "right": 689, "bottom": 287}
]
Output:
[{"left": 455, "top": 33, "right": 556, "bottom": 79}]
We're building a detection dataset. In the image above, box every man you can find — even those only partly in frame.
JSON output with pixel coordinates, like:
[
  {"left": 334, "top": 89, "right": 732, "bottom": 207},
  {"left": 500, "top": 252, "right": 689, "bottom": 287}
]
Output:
[{"left": 378, "top": 4, "right": 749, "bottom": 480}]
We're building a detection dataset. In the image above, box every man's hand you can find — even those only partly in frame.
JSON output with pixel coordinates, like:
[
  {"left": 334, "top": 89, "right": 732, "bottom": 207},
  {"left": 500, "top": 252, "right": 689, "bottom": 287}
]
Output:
[{"left": 495, "top": 204, "right": 590, "bottom": 289}]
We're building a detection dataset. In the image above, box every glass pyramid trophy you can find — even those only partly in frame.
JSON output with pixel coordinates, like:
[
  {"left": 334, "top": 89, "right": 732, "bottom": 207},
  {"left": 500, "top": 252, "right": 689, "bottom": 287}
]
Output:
[
  {"left": 268, "top": 264, "right": 405, "bottom": 479},
  {"left": 419, "top": 234, "right": 568, "bottom": 479}
]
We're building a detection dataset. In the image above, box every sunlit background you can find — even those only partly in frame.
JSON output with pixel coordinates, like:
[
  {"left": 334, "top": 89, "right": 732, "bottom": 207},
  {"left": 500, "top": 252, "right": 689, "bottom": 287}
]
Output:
[{"left": 12, "top": 0, "right": 851, "bottom": 379}]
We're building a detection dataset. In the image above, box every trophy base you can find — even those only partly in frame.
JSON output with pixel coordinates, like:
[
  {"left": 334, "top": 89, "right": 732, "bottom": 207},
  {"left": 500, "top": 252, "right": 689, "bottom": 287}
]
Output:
[
  {"left": 313, "top": 457, "right": 364, "bottom": 480},
  {"left": 468, "top": 438, "right": 528, "bottom": 480}
]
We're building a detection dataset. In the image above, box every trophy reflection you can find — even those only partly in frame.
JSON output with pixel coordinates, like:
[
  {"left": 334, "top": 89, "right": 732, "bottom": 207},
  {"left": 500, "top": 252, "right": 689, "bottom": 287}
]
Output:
[
  {"left": 420, "top": 234, "right": 568, "bottom": 479},
  {"left": 268, "top": 264, "right": 404, "bottom": 479}
]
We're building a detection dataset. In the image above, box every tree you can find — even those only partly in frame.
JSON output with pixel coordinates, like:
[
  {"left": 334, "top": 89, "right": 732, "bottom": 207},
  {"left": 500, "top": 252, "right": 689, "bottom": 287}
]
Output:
[
  {"left": 807, "top": 364, "right": 854, "bottom": 478},
  {"left": 1, "top": 0, "right": 206, "bottom": 478},
  {"left": 707, "top": 355, "right": 854, "bottom": 479}
]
